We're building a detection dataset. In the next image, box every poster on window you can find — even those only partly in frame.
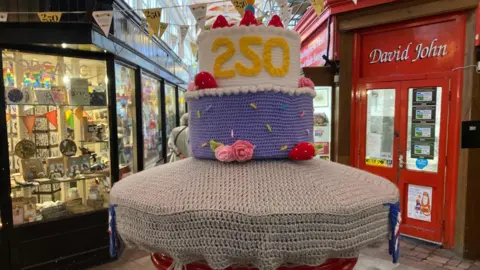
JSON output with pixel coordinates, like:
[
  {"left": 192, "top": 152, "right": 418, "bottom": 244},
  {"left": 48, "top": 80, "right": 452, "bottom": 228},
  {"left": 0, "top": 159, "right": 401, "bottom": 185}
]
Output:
[{"left": 407, "top": 184, "right": 432, "bottom": 222}]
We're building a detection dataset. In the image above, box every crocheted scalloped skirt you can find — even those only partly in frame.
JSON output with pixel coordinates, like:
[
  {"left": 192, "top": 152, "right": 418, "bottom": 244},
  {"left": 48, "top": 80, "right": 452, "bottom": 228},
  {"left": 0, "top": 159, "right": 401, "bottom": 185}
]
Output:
[{"left": 110, "top": 158, "right": 399, "bottom": 270}]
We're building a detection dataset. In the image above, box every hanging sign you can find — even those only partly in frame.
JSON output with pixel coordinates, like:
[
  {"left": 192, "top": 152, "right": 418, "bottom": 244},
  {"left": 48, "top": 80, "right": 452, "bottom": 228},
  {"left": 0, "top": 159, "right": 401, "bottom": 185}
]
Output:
[
  {"left": 15, "top": 139, "right": 36, "bottom": 159},
  {"left": 0, "top": 12, "right": 7, "bottom": 22},
  {"left": 92, "top": 11, "right": 113, "bottom": 36},
  {"left": 407, "top": 184, "right": 432, "bottom": 222},
  {"left": 143, "top": 8, "right": 162, "bottom": 37},
  {"left": 179, "top": 25, "right": 189, "bottom": 41},
  {"left": 158, "top": 22, "right": 169, "bottom": 39},
  {"left": 189, "top": 3, "right": 208, "bottom": 30},
  {"left": 38, "top": 12, "right": 62, "bottom": 22},
  {"left": 231, "top": 0, "right": 247, "bottom": 16},
  {"left": 309, "top": 0, "right": 324, "bottom": 16}
]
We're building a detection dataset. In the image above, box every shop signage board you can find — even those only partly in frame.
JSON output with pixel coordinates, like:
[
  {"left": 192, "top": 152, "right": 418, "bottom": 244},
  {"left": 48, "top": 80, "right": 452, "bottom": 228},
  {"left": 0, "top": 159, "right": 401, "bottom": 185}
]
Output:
[
  {"left": 300, "top": 22, "right": 332, "bottom": 67},
  {"left": 358, "top": 19, "right": 459, "bottom": 78},
  {"left": 313, "top": 86, "right": 332, "bottom": 160}
]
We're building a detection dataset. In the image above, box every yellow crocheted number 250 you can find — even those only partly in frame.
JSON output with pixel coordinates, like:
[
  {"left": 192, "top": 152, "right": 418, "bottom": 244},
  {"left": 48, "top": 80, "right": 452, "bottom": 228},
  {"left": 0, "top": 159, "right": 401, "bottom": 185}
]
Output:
[{"left": 211, "top": 36, "right": 290, "bottom": 78}]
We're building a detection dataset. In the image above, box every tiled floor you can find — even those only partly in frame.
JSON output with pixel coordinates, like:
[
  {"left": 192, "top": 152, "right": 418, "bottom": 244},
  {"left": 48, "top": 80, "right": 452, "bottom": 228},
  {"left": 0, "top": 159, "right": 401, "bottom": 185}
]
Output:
[{"left": 92, "top": 238, "right": 480, "bottom": 270}]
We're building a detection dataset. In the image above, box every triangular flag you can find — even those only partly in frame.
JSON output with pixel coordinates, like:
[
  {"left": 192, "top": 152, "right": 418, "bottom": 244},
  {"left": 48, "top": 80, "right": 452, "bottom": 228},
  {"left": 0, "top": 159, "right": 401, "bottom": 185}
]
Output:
[
  {"left": 44, "top": 110, "right": 58, "bottom": 128},
  {"left": 190, "top": 41, "right": 197, "bottom": 57},
  {"left": 276, "top": 0, "right": 288, "bottom": 5},
  {"left": 92, "top": 11, "right": 113, "bottom": 36},
  {"left": 189, "top": 3, "right": 208, "bottom": 30},
  {"left": 231, "top": 0, "right": 247, "bottom": 16},
  {"left": 23, "top": 115, "right": 37, "bottom": 136},
  {"left": 65, "top": 110, "right": 74, "bottom": 129},
  {"left": 353, "top": 0, "right": 358, "bottom": 4},
  {"left": 310, "top": 0, "right": 324, "bottom": 16},
  {"left": 38, "top": 12, "right": 62, "bottom": 22},
  {"left": 143, "top": 8, "right": 162, "bottom": 37},
  {"left": 0, "top": 12, "right": 7, "bottom": 22},
  {"left": 179, "top": 25, "right": 189, "bottom": 41},
  {"left": 171, "top": 34, "right": 178, "bottom": 48},
  {"left": 6, "top": 113, "right": 11, "bottom": 122},
  {"left": 74, "top": 107, "right": 84, "bottom": 121},
  {"left": 158, "top": 22, "right": 169, "bottom": 39}
]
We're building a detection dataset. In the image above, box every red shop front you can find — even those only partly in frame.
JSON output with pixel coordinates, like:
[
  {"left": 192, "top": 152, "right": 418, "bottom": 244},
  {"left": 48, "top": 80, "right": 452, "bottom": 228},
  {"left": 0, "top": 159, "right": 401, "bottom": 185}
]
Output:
[{"left": 296, "top": 0, "right": 480, "bottom": 259}]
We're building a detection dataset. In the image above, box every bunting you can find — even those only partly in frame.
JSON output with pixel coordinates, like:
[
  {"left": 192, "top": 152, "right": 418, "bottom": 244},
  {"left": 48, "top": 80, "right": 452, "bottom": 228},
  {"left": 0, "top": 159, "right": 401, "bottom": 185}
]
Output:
[
  {"left": 190, "top": 41, "right": 198, "bottom": 57},
  {"left": 93, "top": 11, "right": 114, "bottom": 36},
  {"left": 158, "top": 22, "right": 169, "bottom": 39},
  {"left": 353, "top": 0, "right": 358, "bottom": 4},
  {"left": 44, "top": 110, "right": 58, "bottom": 129},
  {"left": 189, "top": 3, "right": 208, "bottom": 31},
  {"left": 309, "top": 0, "right": 324, "bottom": 16},
  {"left": 38, "top": 12, "right": 62, "bottom": 22},
  {"left": 23, "top": 115, "right": 37, "bottom": 136},
  {"left": 65, "top": 110, "right": 74, "bottom": 129},
  {"left": 0, "top": 12, "right": 7, "bottom": 22},
  {"left": 143, "top": 8, "right": 162, "bottom": 37},
  {"left": 74, "top": 107, "right": 84, "bottom": 121},
  {"left": 6, "top": 113, "right": 11, "bottom": 122},
  {"left": 179, "top": 25, "right": 189, "bottom": 42},
  {"left": 231, "top": 0, "right": 247, "bottom": 16}
]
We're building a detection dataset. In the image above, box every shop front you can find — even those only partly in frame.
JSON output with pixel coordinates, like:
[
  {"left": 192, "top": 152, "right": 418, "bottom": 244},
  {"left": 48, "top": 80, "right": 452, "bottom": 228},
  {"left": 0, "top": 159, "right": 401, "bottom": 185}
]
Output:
[
  {"left": 0, "top": 1, "right": 188, "bottom": 269},
  {"left": 295, "top": 0, "right": 480, "bottom": 260}
]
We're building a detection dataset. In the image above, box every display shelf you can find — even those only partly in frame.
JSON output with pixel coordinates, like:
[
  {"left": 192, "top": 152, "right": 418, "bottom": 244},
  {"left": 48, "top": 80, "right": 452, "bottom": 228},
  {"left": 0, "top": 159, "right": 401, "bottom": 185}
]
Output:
[{"left": 6, "top": 104, "right": 107, "bottom": 109}]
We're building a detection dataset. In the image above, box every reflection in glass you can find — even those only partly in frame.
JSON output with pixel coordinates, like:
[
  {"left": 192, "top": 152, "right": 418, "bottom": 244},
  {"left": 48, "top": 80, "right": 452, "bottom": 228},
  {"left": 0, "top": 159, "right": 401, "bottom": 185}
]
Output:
[
  {"left": 406, "top": 87, "right": 441, "bottom": 172},
  {"left": 178, "top": 90, "right": 186, "bottom": 117},
  {"left": 115, "top": 64, "right": 136, "bottom": 179},
  {"left": 365, "top": 89, "right": 395, "bottom": 167},
  {"left": 141, "top": 74, "right": 162, "bottom": 169},
  {"left": 165, "top": 83, "right": 177, "bottom": 141},
  {"left": 3, "top": 50, "right": 111, "bottom": 225}
]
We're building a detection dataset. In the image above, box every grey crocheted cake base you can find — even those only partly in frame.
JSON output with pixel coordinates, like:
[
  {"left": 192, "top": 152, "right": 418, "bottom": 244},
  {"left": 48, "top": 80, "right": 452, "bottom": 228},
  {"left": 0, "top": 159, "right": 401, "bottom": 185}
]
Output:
[{"left": 111, "top": 159, "right": 399, "bottom": 270}]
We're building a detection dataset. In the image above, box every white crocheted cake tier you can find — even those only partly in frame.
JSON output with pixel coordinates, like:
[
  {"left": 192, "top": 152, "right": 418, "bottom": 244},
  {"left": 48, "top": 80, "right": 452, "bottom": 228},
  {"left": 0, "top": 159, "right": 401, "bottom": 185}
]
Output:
[{"left": 111, "top": 159, "right": 399, "bottom": 270}]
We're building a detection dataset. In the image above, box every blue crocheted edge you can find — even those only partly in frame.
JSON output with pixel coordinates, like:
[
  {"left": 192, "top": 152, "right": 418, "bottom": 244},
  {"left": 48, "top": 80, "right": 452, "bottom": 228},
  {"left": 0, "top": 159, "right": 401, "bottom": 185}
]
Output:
[{"left": 384, "top": 201, "right": 401, "bottom": 264}]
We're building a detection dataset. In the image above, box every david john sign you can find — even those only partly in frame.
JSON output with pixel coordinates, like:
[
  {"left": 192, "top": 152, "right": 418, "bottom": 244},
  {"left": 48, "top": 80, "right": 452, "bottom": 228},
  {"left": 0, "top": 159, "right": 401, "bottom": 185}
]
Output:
[{"left": 369, "top": 39, "right": 447, "bottom": 64}]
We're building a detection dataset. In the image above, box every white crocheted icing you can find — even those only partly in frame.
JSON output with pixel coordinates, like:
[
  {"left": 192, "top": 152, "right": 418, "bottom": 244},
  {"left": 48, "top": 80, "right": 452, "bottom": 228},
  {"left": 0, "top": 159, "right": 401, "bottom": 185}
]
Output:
[
  {"left": 197, "top": 25, "right": 301, "bottom": 89},
  {"left": 184, "top": 86, "right": 316, "bottom": 100},
  {"left": 111, "top": 158, "right": 399, "bottom": 270}
]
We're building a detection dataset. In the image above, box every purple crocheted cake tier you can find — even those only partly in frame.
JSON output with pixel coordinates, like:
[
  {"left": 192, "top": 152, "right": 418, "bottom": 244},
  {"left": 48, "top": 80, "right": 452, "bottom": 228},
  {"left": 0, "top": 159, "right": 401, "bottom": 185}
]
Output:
[{"left": 188, "top": 92, "right": 314, "bottom": 160}]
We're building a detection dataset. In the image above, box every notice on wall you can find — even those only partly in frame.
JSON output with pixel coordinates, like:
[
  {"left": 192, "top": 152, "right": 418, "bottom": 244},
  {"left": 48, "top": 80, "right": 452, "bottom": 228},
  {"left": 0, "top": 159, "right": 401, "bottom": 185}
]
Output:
[
  {"left": 70, "top": 78, "right": 91, "bottom": 105},
  {"left": 407, "top": 184, "right": 432, "bottom": 222}
]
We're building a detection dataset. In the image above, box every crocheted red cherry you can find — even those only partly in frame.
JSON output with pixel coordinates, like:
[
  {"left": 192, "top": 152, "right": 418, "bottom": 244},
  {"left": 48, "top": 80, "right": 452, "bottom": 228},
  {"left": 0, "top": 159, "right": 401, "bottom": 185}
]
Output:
[
  {"left": 195, "top": 72, "right": 217, "bottom": 90},
  {"left": 213, "top": 15, "right": 231, "bottom": 29},
  {"left": 268, "top": 15, "right": 284, "bottom": 28},
  {"left": 240, "top": 10, "right": 259, "bottom": 26},
  {"left": 289, "top": 142, "right": 316, "bottom": 161}
]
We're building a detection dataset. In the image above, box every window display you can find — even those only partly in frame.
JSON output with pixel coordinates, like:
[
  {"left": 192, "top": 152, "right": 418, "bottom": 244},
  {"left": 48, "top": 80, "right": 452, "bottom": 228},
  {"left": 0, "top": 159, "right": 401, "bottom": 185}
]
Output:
[
  {"left": 164, "top": 83, "right": 177, "bottom": 140},
  {"left": 178, "top": 89, "right": 186, "bottom": 117},
  {"left": 115, "top": 63, "right": 137, "bottom": 179},
  {"left": 141, "top": 73, "right": 162, "bottom": 169},
  {"left": 3, "top": 50, "right": 111, "bottom": 225},
  {"left": 313, "top": 86, "right": 332, "bottom": 160}
]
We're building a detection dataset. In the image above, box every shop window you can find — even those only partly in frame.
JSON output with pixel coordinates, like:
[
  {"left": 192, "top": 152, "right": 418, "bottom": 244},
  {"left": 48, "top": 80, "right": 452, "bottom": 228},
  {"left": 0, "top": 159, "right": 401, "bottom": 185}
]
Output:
[
  {"left": 365, "top": 89, "right": 395, "bottom": 167},
  {"left": 178, "top": 89, "right": 186, "bottom": 117},
  {"left": 164, "top": 83, "right": 177, "bottom": 141},
  {"left": 3, "top": 50, "right": 111, "bottom": 225},
  {"left": 115, "top": 63, "right": 137, "bottom": 179},
  {"left": 141, "top": 73, "right": 162, "bottom": 169}
]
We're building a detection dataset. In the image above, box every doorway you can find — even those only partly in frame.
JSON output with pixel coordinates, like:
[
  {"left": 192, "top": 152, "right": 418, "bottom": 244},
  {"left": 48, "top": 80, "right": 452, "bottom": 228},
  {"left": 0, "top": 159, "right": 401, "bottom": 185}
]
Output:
[{"left": 356, "top": 78, "right": 450, "bottom": 243}]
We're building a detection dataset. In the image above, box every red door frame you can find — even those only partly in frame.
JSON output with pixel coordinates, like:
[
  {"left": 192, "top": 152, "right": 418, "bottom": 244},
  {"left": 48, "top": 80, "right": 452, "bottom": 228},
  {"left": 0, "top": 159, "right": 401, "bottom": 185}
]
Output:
[{"left": 350, "top": 13, "right": 467, "bottom": 248}]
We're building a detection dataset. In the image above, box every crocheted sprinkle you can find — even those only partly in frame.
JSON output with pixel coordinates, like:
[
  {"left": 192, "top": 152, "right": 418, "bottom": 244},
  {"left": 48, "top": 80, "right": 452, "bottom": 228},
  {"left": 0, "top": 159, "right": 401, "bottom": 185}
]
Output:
[
  {"left": 300, "top": 111, "right": 305, "bottom": 118},
  {"left": 231, "top": 129, "right": 235, "bottom": 138},
  {"left": 250, "top": 103, "right": 257, "bottom": 110},
  {"left": 201, "top": 142, "right": 208, "bottom": 147},
  {"left": 206, "top": 104, "right": 212, "bottom": 111},
  {"left": 266, "top": 124, "right": 272, "bottom": 132},
  {"left": 306, "top": 129, "right": 310, "bottom": 135},
  {"left": 280, "top": 145, "right": 288, "bottom": 151},
  {"left": 280, "top": 104, "right": 288, "bottom": 110},
  {"left": 197, "top": 110, "right": 201, "bottom": 119}
]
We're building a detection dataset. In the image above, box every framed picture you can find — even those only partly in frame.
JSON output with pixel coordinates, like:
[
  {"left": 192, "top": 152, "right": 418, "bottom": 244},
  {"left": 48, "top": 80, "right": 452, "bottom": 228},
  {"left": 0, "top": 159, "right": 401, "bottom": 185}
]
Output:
[
  {"left": 46, "top": 157, "right": 65, "bottom": 178},
  {"left": 20, "top": 158, "right": 45, "bottom": 181},
  {"left": 67, "top": 155, "right": 90, "bottom": 177},
  {"left": 314, "top": 88, "right": 329, "bottom": 108}
]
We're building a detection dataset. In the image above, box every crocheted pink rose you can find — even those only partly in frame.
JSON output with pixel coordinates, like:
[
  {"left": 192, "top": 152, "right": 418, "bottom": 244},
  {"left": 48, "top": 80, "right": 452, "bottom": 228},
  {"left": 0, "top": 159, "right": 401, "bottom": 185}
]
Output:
[
  {"left": 215, "top": 145, "right": 235, "bottom": 162},
  {"left": 231, "top": 140, "right": 254, "bottom": 162},
  {"left": 298, "top": 77, "right": 315, "bottom": 89}
]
